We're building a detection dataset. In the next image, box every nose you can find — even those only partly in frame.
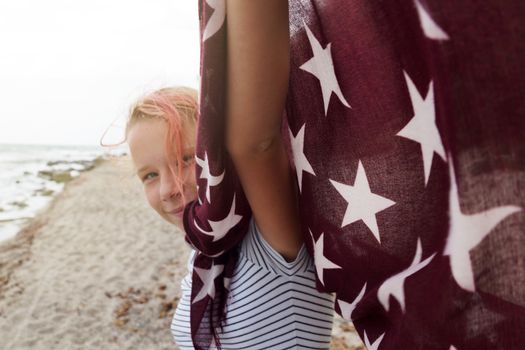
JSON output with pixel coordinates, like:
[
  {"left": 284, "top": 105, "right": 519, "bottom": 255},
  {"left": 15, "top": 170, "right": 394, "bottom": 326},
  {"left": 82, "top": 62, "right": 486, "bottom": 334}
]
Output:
[{"left": 159, "top": 174, "right": 178, "bottom": 201}]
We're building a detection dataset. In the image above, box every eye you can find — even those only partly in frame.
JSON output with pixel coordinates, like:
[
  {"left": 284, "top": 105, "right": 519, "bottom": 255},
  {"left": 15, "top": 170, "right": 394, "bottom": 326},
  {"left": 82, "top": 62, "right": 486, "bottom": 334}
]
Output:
[
  {"left": 142, "top": 172, "right": 158, "bottom": 182},
  {"left": 182, "top": 155, "right": 195, "bottom": 167}
]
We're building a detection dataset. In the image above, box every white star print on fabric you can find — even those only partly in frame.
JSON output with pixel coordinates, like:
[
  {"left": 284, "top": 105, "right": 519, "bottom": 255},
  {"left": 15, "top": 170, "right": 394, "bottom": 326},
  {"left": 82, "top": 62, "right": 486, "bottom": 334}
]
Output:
[
  {"left": 363, "top": 331, "right": 385, "bottom": 350},
  {"left": 193, "top": 262, "right": 224, "bottom": 303},
  {"left": 203, "top": 0, "right": 225, "bottom": 41},
  {"left": 300, "top": 21, "right": 351, "bottom": 116},
  {"left": 197, "top": 184, "right": 203, "bottom": 205},
  {"left": 444, "top": 160, "right": 521, "bottom": 292},
  {"left": 378, "top": 238, "right": 436, "bottom": 312},
  {"left": 223, "top": 277, "right": 231, "bottom": 291},
  {"left": 289, "top": 124, "right": 316, "bottom": 192},
  {"left": 397, "top": 72, "right": 446, "bottom": 186},
  {"left": 330, "top": 161, "right": 396, "bottom": 243},
  {"left": 337, "top": 283, "right": 367, "bottom": 321},
  {"left": 310, "top": 230, "right": 341, "bottom": 286},
  {"left": 209, "top": 250, "right": 225, "bottom": 258},
  {"left": 450, "top": 346, "right": 458, "bottom": 350},
  {"left": 195, "top": 152, "right": 225, "bottom": 203},
  {"left": 195, "top": 195, "right": 242, "bottom": 242},
  {"left": 209, "top": 337, "right": 219, "bottom": 350},
  {"left": 414, "top": 0, "right": 449, "bottom": 40}
]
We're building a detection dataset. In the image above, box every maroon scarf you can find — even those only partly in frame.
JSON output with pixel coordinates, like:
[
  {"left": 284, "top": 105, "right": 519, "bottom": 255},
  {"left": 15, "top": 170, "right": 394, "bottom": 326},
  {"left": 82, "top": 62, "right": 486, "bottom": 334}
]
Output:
[{"left": 184, "top": 1, "right": 525, "bottom": 349}]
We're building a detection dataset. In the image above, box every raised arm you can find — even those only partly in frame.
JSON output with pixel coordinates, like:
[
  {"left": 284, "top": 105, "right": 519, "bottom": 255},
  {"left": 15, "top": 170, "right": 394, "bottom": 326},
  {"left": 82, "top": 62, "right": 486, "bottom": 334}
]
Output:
[{"left": 225, "top": 0, "right": 301, "bottom": 260}]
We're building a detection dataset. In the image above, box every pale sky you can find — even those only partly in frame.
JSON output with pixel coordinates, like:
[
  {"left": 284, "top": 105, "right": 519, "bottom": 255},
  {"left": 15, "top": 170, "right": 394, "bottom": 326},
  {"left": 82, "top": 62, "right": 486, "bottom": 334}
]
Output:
[{"left": 0, "top": 0, "right": 200, "bottom": 146}]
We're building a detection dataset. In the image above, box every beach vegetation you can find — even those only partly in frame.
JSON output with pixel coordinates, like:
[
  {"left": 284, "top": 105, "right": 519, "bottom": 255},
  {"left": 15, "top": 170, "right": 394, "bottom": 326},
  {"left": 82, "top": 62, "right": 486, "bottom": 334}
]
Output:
[
  {"left": 38, "top": 157, "right": 105, "bottom": 184},
  {"left": 34, "top": 188, "right": 55, "bottom": 197},
  {"left": 92, "top": 156, "right": 104, "bottom": 168},
  {"left": 10, "top": 201, "right": 28, "bottom": 209},
  {"left": 38, "top": 170, "right": 73, "bottom": 183}
]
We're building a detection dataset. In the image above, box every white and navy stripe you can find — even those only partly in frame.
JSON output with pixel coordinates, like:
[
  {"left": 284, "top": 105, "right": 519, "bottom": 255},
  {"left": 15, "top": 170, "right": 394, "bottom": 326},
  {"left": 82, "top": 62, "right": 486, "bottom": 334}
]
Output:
[{"left": 172, "top": 219, "right": 334, "bottom": 349}]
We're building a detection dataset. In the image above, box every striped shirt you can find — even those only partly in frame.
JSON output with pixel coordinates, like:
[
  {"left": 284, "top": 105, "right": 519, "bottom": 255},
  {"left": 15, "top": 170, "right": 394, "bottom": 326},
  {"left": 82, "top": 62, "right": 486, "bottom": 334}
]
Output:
[{"left": 172, "top": 219, "right": 335, "bottom": 349}]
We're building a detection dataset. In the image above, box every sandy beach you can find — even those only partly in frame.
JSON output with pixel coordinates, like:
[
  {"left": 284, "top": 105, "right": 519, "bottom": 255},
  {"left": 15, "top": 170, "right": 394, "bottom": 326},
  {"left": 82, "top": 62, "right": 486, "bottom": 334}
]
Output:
[{"left": 0, "top": 157, "right": 363, "bottom": 350}]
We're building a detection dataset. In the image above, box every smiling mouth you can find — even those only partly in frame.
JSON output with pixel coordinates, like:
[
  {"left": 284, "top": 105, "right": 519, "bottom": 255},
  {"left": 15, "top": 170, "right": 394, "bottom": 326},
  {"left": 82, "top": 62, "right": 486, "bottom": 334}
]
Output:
[{"left": 167, "top": 207, "right": 184, "bottom": 217}]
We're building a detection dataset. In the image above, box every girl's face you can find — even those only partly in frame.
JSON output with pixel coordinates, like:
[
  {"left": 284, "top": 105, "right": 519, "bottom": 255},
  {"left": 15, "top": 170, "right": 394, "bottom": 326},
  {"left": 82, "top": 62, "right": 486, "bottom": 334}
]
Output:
[{"left": 127, "top": 118, "right": 197, "bottom": 229}]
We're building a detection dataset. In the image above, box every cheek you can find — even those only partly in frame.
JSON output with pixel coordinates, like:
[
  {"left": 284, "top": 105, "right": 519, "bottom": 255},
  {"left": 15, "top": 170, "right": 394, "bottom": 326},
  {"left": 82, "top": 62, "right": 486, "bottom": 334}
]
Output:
[
  {"left": 144, "top": 185, "right": 160, "bottom": 211},
  {"left": 187, "top": 172, "right": 199, "bottom": 201},
  {"left": 182, "top": 167, "right": 198, "bottom": 202},
  {"left": 184, "top": 186, "right": 198, "bottom": 203}
]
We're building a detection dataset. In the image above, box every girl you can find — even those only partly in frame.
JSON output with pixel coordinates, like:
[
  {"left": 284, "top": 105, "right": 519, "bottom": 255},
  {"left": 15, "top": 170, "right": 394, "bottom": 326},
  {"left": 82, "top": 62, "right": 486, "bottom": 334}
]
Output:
[{"left": 126, "top": 87, "right": 334, "bottom": 349}]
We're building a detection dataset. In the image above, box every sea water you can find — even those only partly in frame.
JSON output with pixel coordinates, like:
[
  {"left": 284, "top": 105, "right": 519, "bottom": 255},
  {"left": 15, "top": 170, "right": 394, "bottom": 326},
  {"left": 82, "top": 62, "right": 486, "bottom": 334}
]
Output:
[{"left": 0, "top": 143, "right": 126, "bottom": 242}]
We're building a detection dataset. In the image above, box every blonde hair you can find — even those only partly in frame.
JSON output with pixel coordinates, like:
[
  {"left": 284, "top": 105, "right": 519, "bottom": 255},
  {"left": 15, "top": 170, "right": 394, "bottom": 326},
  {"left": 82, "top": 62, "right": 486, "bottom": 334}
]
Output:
[{"left": 127, "top": 86, "right": 199, "bottom": 205}]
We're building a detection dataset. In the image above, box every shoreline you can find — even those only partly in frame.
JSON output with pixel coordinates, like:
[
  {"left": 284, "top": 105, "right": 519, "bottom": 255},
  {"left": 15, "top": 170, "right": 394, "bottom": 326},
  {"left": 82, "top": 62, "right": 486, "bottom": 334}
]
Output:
[
  {"left": 0, "top": 157, "right": 114, "bottom": 298},
  {"left": 0, "top": 158, "right": 363, "bottom": 350},
  {"left": 0, "top": 175, "right": 63, "bottom": 299},
  {"left": 0, "top": 157, "right": 189, "bottom": 349},
  {"left": 0, "top": 149, "right": 112, "bottom": 243}
]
